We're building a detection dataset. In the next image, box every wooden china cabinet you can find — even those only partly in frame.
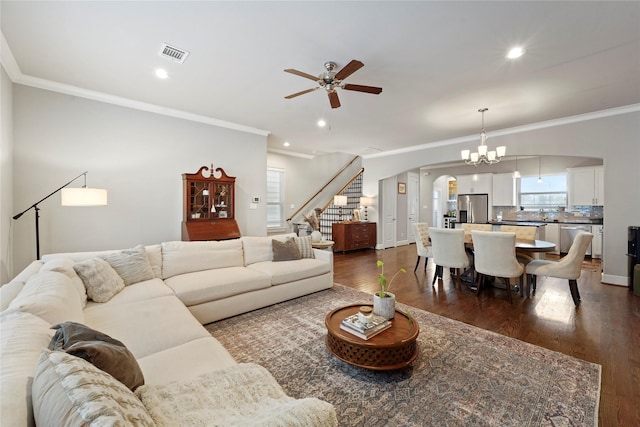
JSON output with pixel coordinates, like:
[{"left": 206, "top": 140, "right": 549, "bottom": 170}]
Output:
[{"left": 181, "top": 165, "right": 241, "bottom": 241}]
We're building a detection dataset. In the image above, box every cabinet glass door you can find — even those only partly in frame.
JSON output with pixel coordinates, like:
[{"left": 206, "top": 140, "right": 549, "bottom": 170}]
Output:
[
  {"left": 189, "top": 181, "right": 211, "bottom": 219},
  {"left": 213, "top": 183, "right": 233, "bottom": 219}
]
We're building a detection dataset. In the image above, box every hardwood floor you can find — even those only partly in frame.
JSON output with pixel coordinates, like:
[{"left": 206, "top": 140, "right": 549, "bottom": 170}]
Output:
[{"left": 332, "top": 244, "right": 640, "bottom": 427}]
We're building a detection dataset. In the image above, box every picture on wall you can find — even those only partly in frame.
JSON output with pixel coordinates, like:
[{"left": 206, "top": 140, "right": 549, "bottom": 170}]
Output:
[{"left": 398, "top": 182, "right": 406, "bottom": 194}]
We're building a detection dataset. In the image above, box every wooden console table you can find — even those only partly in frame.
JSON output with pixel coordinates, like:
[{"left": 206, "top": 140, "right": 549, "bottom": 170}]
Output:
[{"left": 332, "top": 222, "right": 376, "bottom": 252}]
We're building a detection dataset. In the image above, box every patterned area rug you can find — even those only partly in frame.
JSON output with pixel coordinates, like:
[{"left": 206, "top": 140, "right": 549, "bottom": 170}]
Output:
[{"left": 205, "top": 285, "right": 600, "bottom": 427}]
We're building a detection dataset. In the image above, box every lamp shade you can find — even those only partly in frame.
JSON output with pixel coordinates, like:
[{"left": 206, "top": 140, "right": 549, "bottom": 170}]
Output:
[
  {"left": 334, "top": 195, "right": 347, "bottom": 206},
  {"left": 359, "top": 197, "right": 373, "bottom": 207},
  {"left": 61, "top": 188, "right": 108, "bottom": 206}
]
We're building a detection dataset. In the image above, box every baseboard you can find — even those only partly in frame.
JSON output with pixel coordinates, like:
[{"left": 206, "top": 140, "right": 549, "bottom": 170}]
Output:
[{"left": 601, "top": 273, "right": 628, "bottom": 287}]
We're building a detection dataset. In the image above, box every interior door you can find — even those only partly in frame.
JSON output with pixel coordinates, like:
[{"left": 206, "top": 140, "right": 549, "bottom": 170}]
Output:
[
  {"left": 407, "top": 172, "right": 419, "bottom": 243},
  {"left": 382, "top": 177, "right": 397, "bottom": 248}
]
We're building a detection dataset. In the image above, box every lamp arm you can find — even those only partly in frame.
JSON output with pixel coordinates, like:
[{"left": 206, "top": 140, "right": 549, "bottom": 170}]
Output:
[{"left": 12, "top": 171, "right": 88, "bottom": 220}]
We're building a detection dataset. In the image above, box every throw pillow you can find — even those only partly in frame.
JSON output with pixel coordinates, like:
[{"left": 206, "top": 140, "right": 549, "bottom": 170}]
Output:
[
  {"left": 272, "top": 238, "right": 301, "bottom": 262},
  {"left": 49, "top": 321, "right": 144, "bottom": 391},
  {"left": 294, "top": 235, "right": 315, "bottom": 259},
  {"left": 100, "top": 244, "right": 155, "bottom": 286},
  {"left": 32, "top": 348, "right": 155, "bottom": 427},
  {"left": 73, "top": 258, "right": 125, "bottom": 303}
]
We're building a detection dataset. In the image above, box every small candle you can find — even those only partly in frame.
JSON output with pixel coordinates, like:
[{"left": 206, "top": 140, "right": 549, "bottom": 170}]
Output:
[{"left": 358, "top": 306, "right": 373, "bottom": 325}]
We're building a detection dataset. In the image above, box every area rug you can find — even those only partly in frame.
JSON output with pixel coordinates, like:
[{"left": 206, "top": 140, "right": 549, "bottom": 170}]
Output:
[{"left": 205, "top": 285, "right": 600, "bottom": 427}]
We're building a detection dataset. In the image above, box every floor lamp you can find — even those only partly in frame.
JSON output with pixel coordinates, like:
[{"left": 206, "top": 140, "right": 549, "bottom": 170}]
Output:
[{"left": 12, "top": 171, "right": 108, "bottom": 259}]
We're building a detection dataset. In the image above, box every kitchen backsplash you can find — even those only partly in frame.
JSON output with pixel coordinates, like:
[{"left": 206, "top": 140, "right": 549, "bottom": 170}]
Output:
[{"left": 494, "top": 206, "right": 603, "bottom": 222}]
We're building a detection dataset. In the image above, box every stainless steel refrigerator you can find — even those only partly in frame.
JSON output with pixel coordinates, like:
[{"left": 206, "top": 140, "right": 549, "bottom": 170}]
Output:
[{"left": 456, "top": 194, "right": 488, "bottom": 224}]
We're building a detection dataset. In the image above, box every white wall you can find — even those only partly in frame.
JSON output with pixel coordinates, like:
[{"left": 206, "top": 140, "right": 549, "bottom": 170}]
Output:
[
  {"left": 0, "top": 67, "right": 13, "bottom": 284},
  {"left": 363, "top": 110, "right": 640, "bottom": 283},
  {"left": 10, "top": 85, "right": 268, "bottom": 275}
]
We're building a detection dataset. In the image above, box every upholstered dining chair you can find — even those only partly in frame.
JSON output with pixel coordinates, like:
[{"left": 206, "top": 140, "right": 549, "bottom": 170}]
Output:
[
  {"left": 525, "top": 232, "right": 593, "bottom": 306},
  {"left": 499, "top": 225, "right": 537, "bottom": 241},
  {"left": 413, "top": 223, "right": 433, "bottom": 272},
  {"left": 471, "top": 230, "right": 524, "bottom": 304},
  {"left": 461, "top": 223, "right": 492, "bottom": 234},
  {"left": 428, "top": 228, "right": 470, "bottom": 287}
]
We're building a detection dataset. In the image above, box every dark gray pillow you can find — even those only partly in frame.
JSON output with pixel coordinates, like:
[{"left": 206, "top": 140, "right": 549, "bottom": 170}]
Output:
[
  {"left": 49, "top": 321, "right": 144, "bottom": 391},
  {"left": 272, "top": 238, "right": 301, "bottom": 262}
]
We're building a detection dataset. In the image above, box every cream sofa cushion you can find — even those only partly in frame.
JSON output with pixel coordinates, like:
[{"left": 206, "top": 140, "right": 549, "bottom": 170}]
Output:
[
  {"left": 248, "top": 258, "right": 332, "bottom": 286},
  {"left": 0, "top": 281, "right": 25, "bottom": 312},
  {"left": 8, "top": 270, "right": 84, "bottom": 325},
  {"left": 83, "top": 278, "right": 173, "bottom": 309},
  {"left": 40, "top": 257, "right": 87, "bottom": 307},
  {"left": 137, "top": 337, "right": 237, "bottom": 385},
  {"left": 242, "top": 233, "right": 296, "bottom": 265},
  {"left": 161, "top": 240, "right": 244, "bottom": 279},
  {"left": 0, "top": 311, "right": 53, "bottom": 427},
  {"left": 164, "top": 267, "right": 271, "bottom": 306},
  {"left": 32, "top": 349, "right": 155, "bottom": 427},
  {"left": 145, "top": 244, "right": 163, "bottom": 278},
  {"left": 83, "top": 295, "right": 210, "bottom": 359}
]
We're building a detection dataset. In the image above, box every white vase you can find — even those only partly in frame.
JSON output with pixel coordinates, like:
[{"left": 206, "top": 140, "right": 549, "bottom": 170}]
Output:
[
  {"left": 311, "top": 230, "right": 322, "bottom": 242},
  {"left": 373, "top": 292, "right": 396, "bottom": 320}
]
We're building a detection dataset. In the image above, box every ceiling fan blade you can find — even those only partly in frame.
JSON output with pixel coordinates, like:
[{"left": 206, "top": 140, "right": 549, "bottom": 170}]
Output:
[
  {"left": 342, "top": 84, "right": 383, "bottom": 94},
  {"left": 284, "top": 68, "right": 319, "bottom": 82},
  {"left": 328, "top": 91, "right": 341, "bottom": 109},
  {"left": 285, "top": 87, "right": 319, "bottom": 99},
  {"left": 334, "top": 60, "right": 364, "bottom": 81}
]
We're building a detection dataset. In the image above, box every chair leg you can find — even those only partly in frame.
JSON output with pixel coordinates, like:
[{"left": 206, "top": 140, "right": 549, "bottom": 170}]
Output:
[
  {"left": 476, "top": 273, "right": 483, "bottom": 296},
  {"left": 424, "top": 257, "right": 428, "bottom": 272},
  {"left": 568, "top": 279, "right": 580, "bottom": 306},
  {"left": 525, "top": 274, "right": 531, "bottom": 298},
  {"left": 519, "top": 275, "right": 524, "bottom": 298},
  {"left": 504, "top": 277, "right": 513, "bottom": 304},
  {"left": 414, "top": 256, "right": 421, "bottom": 272},
  {"left": 432, "top": 265, "right": 440, "bottom": 286}
]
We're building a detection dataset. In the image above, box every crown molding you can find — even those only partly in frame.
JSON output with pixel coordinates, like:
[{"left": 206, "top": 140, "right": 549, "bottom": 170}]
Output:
[
  {"left": 1, "top": 31, "right": 269, "bottom": 137},
  {"left": 267, "top": 148, "right": 315, "bottom": 159}
]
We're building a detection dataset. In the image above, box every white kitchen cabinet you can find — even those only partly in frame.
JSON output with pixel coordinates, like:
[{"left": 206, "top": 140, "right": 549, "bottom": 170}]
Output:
[
  {"left": 591, "top": 225, "right": 603, "bottom": 258},
  {"left": 492, "top": 173, "right": 516, "bottom": 206},
  {"left": 545, "top": 223, "right": 560, "bottom": 254},
  {"left": 568, "top": 166, "right": 604, "bottom": 206},
  {"left": 456, "top": 173, "right": 492, "bottom": 195}
]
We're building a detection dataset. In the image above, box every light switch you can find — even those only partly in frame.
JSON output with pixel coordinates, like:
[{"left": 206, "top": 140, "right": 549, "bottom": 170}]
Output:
[{"left": 249, "top": 203, "right": 258, "bottom": 210}]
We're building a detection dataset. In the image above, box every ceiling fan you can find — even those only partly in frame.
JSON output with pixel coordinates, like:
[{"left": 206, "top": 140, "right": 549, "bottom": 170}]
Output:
[{"left": 284, "top": 60, "right": 382, "bottom": 109}]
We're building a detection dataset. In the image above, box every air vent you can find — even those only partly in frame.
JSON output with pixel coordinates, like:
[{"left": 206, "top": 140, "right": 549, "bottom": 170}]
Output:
[{"left": 159, "top": 43, "right": 189, "bottom": 64}]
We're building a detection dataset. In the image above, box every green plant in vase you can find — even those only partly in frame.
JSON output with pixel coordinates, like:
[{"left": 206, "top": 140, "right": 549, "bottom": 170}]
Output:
[{"left": 376, "top": 260, "right": 406, "bottom": 298}]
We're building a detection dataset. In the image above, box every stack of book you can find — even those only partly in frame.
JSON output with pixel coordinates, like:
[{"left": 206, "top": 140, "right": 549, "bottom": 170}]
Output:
[{"left": 340, "top": 313, "right": 391, "bottom": 340}]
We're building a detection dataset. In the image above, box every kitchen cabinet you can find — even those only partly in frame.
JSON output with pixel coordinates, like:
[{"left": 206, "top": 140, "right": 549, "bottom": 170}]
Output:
[
  {"left": 456, "top": 173, "right": 492, "bottom": 195},
  {"left": 492, "top": 173, "right": 516, "bottom": 206},
  {"left": 332, "top": 222, "right": 376, "bottom": 252},
  {"left": 545, "top": 223, "right": 560, "bottom": 254},
  {"left": 591, "top": 225, "right": 603, "bottom": 258},
  {"left": 568, "top": 166, "right": 604, "bottom": 206}
]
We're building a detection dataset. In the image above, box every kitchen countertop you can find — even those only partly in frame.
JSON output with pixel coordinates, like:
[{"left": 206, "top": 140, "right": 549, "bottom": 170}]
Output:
[{"left": 489, "top": 219, "right": 603, "bottom": 226}]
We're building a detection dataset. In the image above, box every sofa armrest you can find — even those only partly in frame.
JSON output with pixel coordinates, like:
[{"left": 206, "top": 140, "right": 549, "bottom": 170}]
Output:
[{"left": 312, "top": 248, "right": 333, "bottom": 266}]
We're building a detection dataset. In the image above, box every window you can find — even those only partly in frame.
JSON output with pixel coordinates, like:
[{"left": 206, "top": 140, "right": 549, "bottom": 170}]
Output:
[
  {"left": 266, "top": 168, "right": 285, "bottom": 228},
  {"left": 519, "top": 174, "right": 567, "bottom": 209}
]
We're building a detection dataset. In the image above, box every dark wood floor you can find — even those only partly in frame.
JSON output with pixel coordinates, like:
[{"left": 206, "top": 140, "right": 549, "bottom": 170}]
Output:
[{"left": 332, "top": 244, "right": 640, "bottom": 427}]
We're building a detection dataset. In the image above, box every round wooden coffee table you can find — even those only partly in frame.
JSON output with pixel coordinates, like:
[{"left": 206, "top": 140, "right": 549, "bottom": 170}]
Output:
[{"left": 325, "top": 304, "right": 419, "bottom": 370}]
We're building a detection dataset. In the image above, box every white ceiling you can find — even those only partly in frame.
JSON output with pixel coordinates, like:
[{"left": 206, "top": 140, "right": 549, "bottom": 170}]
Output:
[{"left": 2, "top": 1, "right": 640, "bottom": 158}]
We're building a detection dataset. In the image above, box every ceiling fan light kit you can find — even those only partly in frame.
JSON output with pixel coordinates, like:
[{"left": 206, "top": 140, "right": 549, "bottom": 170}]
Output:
[
  {"left": 284, "top": 60, "right": 382, "bottom": 109},
  {"left": 461, "top": 108, "right": 506, "bottom": 166}
]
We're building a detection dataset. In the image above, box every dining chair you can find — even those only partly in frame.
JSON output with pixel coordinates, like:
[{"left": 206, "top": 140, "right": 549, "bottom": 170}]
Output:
[
  {"left": 471, "top": 230, "right": 524, "bottom": 304},
  {"left": 461, "top": 223, "right": 492, "bottom": 234},
  {"left": 428, "top": 228, "right": 470, "bottom": 287},
  {"left": 525, "top": 232, "right": 593, "bottom": 306},
  {"left": 499, "top": 225, "right": 537, "bottom": 241},
  {"left": 413, "top": 223, "right": 433, "bottom": 272}
]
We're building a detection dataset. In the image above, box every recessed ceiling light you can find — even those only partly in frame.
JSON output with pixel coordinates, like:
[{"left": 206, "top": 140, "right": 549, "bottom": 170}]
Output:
[
  {"left": 154, "top": 68, "right": 169, "bottom": 79},
  {"left": 283, "top": 141, "right": 290, "bottom": 147},
  {"left": 317, "top": 119, "right": 327, "bottom": 127},
  {"left": 506, "top": 47, "right": 526, "bottom": 59}
]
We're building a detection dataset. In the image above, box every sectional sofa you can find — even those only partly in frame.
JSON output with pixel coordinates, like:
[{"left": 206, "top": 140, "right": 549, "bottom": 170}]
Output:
[{"left": 0, "top": 233, "right": 337, "bottom": 426}]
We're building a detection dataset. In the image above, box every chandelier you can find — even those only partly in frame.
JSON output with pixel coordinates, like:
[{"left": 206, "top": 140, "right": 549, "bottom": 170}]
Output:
[{"left": 461, "top": 108, "right": 506, "bottom": 166}]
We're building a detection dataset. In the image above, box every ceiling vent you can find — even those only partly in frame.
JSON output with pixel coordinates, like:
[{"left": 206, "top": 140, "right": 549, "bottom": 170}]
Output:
[{"left": 159, "top": 43, "right": 189, "bottom": 64}]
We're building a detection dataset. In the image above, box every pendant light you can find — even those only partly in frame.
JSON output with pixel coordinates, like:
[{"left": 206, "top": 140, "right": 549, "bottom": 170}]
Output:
[
  {"left": 461, "top": 108, "right": 506, "bottom": 166},
  {"left": 513, "top": 156, "right": 521, "bottom": 178},
  {"left": 537, "top": 156, "right": 543, "bottom": 183}
]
